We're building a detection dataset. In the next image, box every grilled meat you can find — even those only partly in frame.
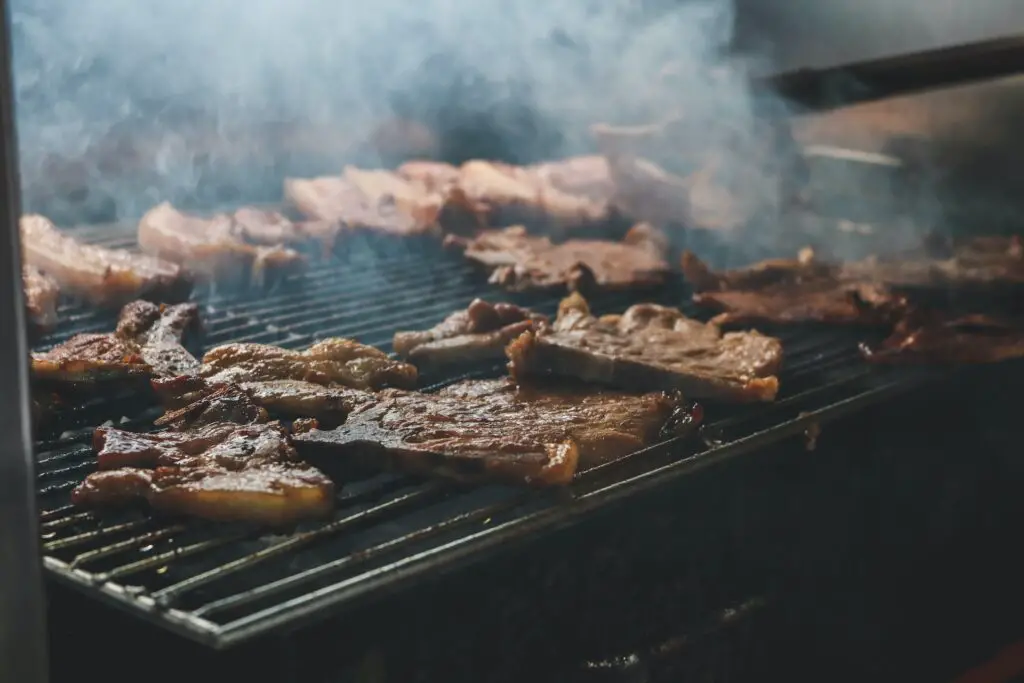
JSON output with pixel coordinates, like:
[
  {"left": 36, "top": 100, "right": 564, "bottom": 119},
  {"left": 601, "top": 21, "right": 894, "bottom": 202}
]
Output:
[
  {"left": 31, "top": 301, "right": 200, "bottom": 387},
  {"left": 284, "top": 166, "right": 444, "bottom": 238},
  {"left": 507, "top": 292, "right": 782, "bottom": 403},
  {"left": 681, "top": 249, "right": 906, "bottom": 327},
  {"left": 396, "top": 160, "right": 460, "bottom": 192},
  {"left": 393, "top": 299, "right": 548, "bottom": 370},
  {"left": 529, "top": 156, "right": 615, "bottom": 203},
  {"left": 24, "top": 265, "right": 60, "bottom": 332},
  {"left": 860, "top": 313, "right": 1024, "bottom": 365},
  {"left": 294, "top": 378, "right": 701, "bottom": 487},
  {"left": 200, "top": 338, "right": 418, "bottom": 390},
  {"left": 445, "top": 223, "right": 669, "bottom": 293},
  {"left": 72, "top": 421, "right": 334, "bottom": 526},
  {"left": 137, "top": 202, "right": 306, "bottom": 286},
  {"left": 21, "top": 214, "right": 190, "bottom": 307},
  {"left": 154, "top": 383, "right": 269, "bottom": 430}
]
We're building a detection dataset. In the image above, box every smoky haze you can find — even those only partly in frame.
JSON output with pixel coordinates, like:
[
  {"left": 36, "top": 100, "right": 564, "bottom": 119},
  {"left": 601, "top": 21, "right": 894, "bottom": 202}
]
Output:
[{"left": 9, "top": 0, "right": 757, "bottom": 223}]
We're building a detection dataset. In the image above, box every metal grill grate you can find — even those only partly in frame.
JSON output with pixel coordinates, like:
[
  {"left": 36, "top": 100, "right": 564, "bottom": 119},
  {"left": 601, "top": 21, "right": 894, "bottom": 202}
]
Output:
[{"left": 34, "top": 223, "right": 934, "bottom": 648}]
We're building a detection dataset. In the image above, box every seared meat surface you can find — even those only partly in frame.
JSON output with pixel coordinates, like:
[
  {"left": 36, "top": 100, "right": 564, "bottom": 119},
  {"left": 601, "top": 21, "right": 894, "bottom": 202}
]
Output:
[
  {"left": 200, "top": 338, "right": 418, "bottom": 390},
  {"left": 137, "top": 202, "right": 305, "bottom": 286},
  {"left": 294, "top": 378, "right": 701, "bottom": 487},
  {"left": 24, "top": 265, "right": 60, "bottom": 332},
  {"left": 860, "top": 313, "right": 1024, "bottom": 365},
  {"left": 31, "top": 300, "right": 200, "bottom": 387},
  {"left": 681, "top": 249, "right": 906, "bottom": 327},
  {"left": 73, "top": 421, "right": 334, "bottom": 526},
  {"left": 445, "top": 223, "right": 669, "bottom": 293},
  {"left": 21, "top": 214, "right": 190, "bottom": 307},
  {"left": 507, "top": 293, "right": 782, "bottom": 403},
  {"left": 393, "top": 299, "right": 548, "bottom": 370}
]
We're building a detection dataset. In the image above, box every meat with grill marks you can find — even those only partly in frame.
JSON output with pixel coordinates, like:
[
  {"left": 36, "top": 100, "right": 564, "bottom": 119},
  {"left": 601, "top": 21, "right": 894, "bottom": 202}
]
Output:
[
  {"left": 507, "top": 292, "right": 782, "bottom": 403},
  {"left": 21, "top": 214, "right": 191, "bottom": 307},
  {"left": 31, "top": 300, "right": 200, "bottom": 388},
  {"left": 393, "top": 299, "right": 548, "bottom": 370},
  {"left": 72, "top": 420, "right": 335, "bottom": 526},
  {"left": 445, "top": 223, "right": 669, "bottom": 293},
  {"left": 24, "top": 265, "right": 60, "bottom": 333},
  {"left": 681, "top": 249, "right": 907, "bottom": 327},
  {"left": 137, "top": 202, "right": 306, "bottom": 286},
  {"left": 860, "top": 312, "right": 1024, "bottom": 365},
  {"left": 294, "top": 378, "right": 701, "bottom": 487}
]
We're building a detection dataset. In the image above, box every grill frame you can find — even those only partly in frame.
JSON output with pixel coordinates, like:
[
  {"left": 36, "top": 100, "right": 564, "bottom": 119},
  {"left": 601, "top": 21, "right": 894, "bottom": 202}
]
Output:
[{"left": 32, "top": 222, "right": 940, "bottom": 648}]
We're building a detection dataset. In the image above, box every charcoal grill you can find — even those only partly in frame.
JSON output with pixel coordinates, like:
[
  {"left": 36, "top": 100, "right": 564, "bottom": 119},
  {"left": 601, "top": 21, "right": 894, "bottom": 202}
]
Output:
[{"left": 29, "top": 222, "right": 935, "bottom": 650}]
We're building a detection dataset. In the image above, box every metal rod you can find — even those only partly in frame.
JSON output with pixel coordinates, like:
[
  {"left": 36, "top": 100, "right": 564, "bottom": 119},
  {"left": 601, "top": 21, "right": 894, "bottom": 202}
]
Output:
[
  {"left": 762, "top": 35, "right": 1024, "bottom": 111},
  {"left": 0, "top": 0, "right": 50, "bottom": 677}
]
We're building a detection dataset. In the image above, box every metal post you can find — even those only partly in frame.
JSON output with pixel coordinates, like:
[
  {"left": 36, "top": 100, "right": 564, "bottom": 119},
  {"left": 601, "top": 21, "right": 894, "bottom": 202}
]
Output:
[{"left": 0, "top": 0, "right": 50, "bottom": 679}]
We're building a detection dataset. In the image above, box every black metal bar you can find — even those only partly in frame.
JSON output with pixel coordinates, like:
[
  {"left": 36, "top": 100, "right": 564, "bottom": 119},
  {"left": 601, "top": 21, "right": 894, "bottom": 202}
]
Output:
[
  {"left": 762, "top": 35, "right": 1024, "bottom": 111},
  {"left": 0, "top": 0, "right": 49, "bottom": 678}
]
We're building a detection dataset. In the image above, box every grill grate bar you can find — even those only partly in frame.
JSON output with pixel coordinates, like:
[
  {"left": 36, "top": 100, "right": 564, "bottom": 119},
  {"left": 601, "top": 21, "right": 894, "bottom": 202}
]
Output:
[
  {"left": 69, "top": 525, "right": 188, "bottom": 569},
  {"left": 150, "top": 484, "right": 448, "bottom": 607},
  {"left": 42, "top": 518, "right": 152, "bottom": 552},
  {"left": 97, "top": 533, "right": 254, "bottom": 582}
]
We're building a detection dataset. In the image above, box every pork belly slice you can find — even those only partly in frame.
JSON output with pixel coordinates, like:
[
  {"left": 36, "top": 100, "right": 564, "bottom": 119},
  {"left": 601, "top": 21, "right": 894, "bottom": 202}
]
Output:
[
  {"left": 199, "top": 338, "right": 418, "bottom": 390},
  {"left": 31, "top": 300, "right": 200, "bottom": 387},
  {"left": 24, "top": 265, "right": 60, "bottom": 332},
  {"left": 393, "top": 299, "right": 548, "bottom": 370},
  {"left": 294, "top": 378, "right": 701, "bottom": 487},
  {"left": 681, "top": 249, "right": 906, "bottom": 327},
  {"left": 21, "top": 214, "right": 190, "bottom": 307},
  {"left": 284, "top": 166, "right": 444, "bottom": 239},
  {"left": 445, "top": 223, "right": 669, "bottom": 293},
  {"left": 860, "top": 313, "right": 1024, "bottom": 365},
  {"left": 137, "top": 202, "right": 305, "bottom": 286},
  {"left": 507, "top": 292, "right": 782, "bottom": 403},
  {"left": 72, "top": 421, "right": 334, "bottom": 526}
]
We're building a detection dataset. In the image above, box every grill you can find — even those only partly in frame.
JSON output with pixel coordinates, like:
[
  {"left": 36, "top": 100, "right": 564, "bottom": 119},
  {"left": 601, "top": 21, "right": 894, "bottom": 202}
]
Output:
[{"left": 33, "top": 221, "right": 937, "bottom": 648}]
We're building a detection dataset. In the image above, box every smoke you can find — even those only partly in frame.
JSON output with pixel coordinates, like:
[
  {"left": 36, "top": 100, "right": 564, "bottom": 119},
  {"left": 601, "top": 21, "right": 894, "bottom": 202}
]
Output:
[{"left": 9, "top": 0, "right": 751, "bottom": 223}]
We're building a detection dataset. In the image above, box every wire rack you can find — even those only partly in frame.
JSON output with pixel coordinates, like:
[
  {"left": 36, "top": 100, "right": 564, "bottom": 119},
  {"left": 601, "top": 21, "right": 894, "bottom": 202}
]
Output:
[{"left": 33, "top": 224, "right": 934, "bottom": 648}]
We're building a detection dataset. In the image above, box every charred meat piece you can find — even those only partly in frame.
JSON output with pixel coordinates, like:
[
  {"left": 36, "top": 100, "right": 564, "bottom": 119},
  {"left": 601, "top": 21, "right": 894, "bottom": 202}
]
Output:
[
  {"left": 681, "top": 249, "right": 906, "bottom": 327},
  {"left": 393, "top": 299, "right": 548, "bottom": 370},
  {"left": 200, "top": 338, "right": 418, "bottom": 390},
  {"left": 528, "top": 156, "right": 616, "bottom": 203},
  {"left": 31, "top": 301, "right": 200, "bottom": 387},
  {"left": 21, "top": 214, "right": 190, "bottom": 307},
  {"left": 295, "top": 378, "right": 701, "bottom": 487},
  {"left": 284, "top": 166, "right": 444, "bottom": 238},
  {"left": 24, "top": 265, "right": 60, "bottom": 332},
  {"left": 72, "top": 421, "right": 334, "bottom": 526},
  {"left": 154, "top": 383, "right": 269, "bottom": 430},
  {"left": 137, "top": 202, "right": 305, "bottom": 286},
  {"left": 396, "top": 160, "right": 460, "bottom": 192},
  {"left": 507, "top": 292, "right": 782, "bottom": 403},
  {"left": 860, "top": 313, "right": 1024, "bottom": 364},
  {"left": 445, "top": 223, "right": 669, "bottom": 293}
]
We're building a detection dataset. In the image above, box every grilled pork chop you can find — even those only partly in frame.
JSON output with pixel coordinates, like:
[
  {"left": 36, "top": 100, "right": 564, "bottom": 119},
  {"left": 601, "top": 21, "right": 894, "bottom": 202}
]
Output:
[
  {"left": 31, "top": 300, "right": 200, "bottom": 387},
  {"left": 294, "top": 378, "right": 701, "bottom": 487},
  {"left": 24, "top": 265, "right": 60, "bottom": 332},
  {"left": 199, "top": 339, "right": 418, "bottom": 390},
  {"left": 507, "top": 292, "right": 782, "bottom": 403},
  {"left": 393, "top": 299, "right": 548, "bottom": 370},
  {"left": 137, "top": 202, "right": 306, "bottom": 286},
  {"left": 681, "top": 249, "right": 906, "bottom": 327},
  {"left": 445, "top": 223, "right": 669, "bottom": 293},
  {"left": 72, "top": 421, "right": 334, "bottom": 526},
  {"left": 284, "top": 166, "right": 444, "bottom": 238},
  {"left": 21, "top": 214, "right": 190, "bottom": 307},
  {"left": 860, "top": 313, "right": 1024, "bottom": 365}
]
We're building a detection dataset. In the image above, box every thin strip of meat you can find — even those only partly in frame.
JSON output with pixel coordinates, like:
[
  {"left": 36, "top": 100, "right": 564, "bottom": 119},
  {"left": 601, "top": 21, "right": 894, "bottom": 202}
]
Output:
[
  {"left": 294, "top": 378, "right": 702, "bottom": 487},
  {"left": 137, "top": 202, "right": 306, "bottom": 286},
  {"left": 24, "top": 265, "right": 60, "bottom": 332},
  {"left": 21, "top": 214, "right": 191, "bottom": 307},
  {"left": 393, "top": 299, "right": 548, "bottom": 370},
  {"left": 681, "top": 249, "right": 906, "bottom": 327},
  {"left": 199, "top": 338, "right": 418, "bottom": 390},
  {"left": 445, "top": 223, "right": 669, "bottom": 293},
  {"left": 72, "top": 421, "right": 334, "bottom": 526},
  {"left": 31, "top": 300, "right": 200, "bottom": 387},
  {"left": 507, "top": 292, "right": 782, "bottom": 403},
  {"left": 860, "top": 313, "right": 1024, "bottom": 365}
]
